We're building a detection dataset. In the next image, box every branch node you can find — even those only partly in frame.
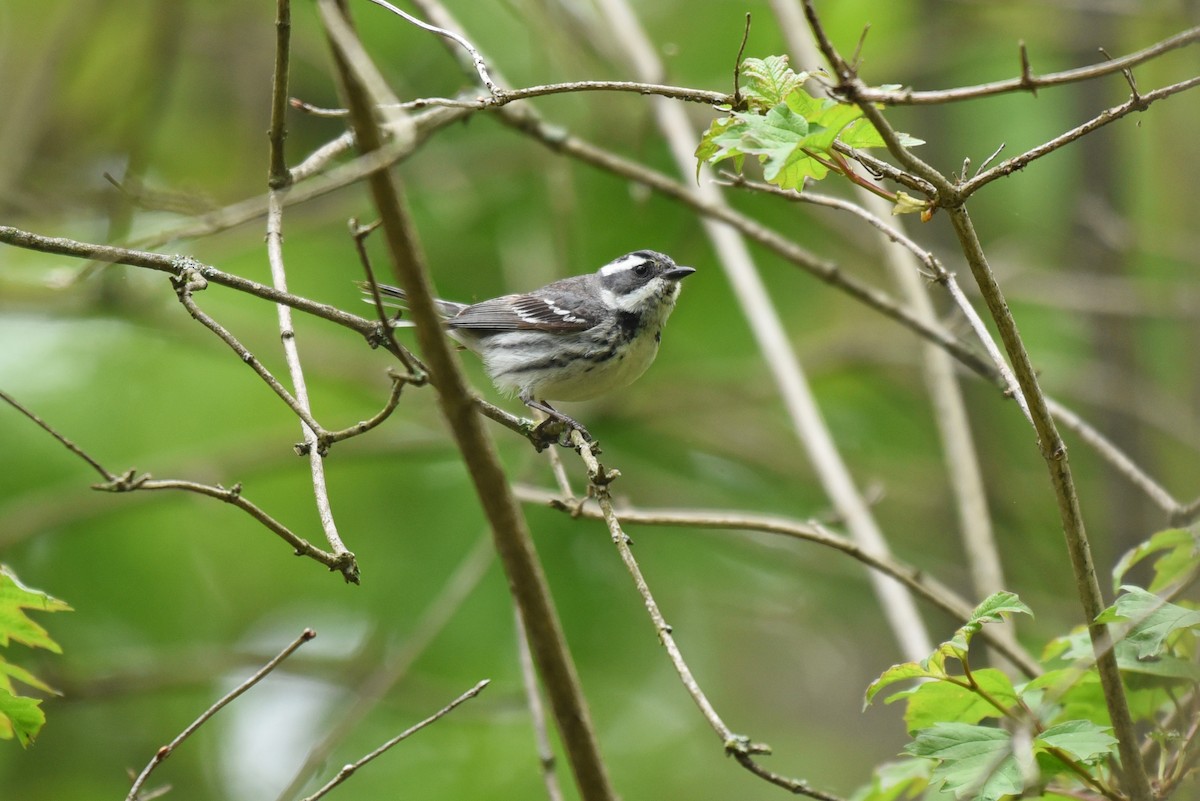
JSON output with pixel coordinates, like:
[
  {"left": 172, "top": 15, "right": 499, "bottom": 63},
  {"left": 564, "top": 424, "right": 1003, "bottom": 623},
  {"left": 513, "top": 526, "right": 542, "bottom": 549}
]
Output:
[
  {"left": 1099, "top": 46, "right": 1143, "bottom": 107},
  {"left": 1018, "top": 40, "right": 1037, "bottom": 96},
  {"left": 94, "top": 468, "right": 150, "bottom": 493}
]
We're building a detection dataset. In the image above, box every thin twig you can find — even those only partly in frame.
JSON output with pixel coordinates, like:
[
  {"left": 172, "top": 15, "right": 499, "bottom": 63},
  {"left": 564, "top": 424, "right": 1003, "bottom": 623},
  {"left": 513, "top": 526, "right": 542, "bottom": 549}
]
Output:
[
  {"left": 265, "top": 20, "right": 355, "bottom": 560},
  {"left": 324, "top": 369, "right": 409, "bottom": 444},
  {"left": 126, "top": 629, "right": 316, "bottom": 801},
  {"left": 960, "top": 75, "right": 1200, "bottom": 198},
  {"left": 513, "top": 483, "right": 1040, "bottom": 677},
  {"left": 275, "top": 534, "right": 493, "bottom": 801},
  {"left": 169, "top": 268, "right": 330, "bottom": 447},
  {"left": 516, "top": 609, "right": 566, "bottom": 801},
  {"left": 0, "top": 388, "right": 114, "bottom": 481},
  {"left": 853, "top": 27, "right": 1199, "bottom": 105},
  {"left": 300, "top": 679, "right": 490, "bottom": 801},
  {"left": 0, "top": 388, "right": 359, "bottom": 581},
  {"left": 364, "top": 0, "right": 498, "bottom": 93},
  {"left": 349, "top": 217, "right": 427, "bottom": 378},
  {"left": 731, "top": 13, "right": 752, "bottom": 108},
  {"left": 297, "top": 79, "right": 729, "bottom": 115},
  {"left": 568, "top": 433, "right": 844, "bottom": 801}
]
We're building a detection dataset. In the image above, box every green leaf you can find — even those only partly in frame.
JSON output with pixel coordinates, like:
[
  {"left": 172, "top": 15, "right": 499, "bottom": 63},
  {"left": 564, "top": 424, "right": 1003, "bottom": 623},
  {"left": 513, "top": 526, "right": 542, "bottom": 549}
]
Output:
[
  {"left": 0, "top": 566, "right": 72, "bottom": 652},
  {"left": 0, "top": 688, "right": 46, "bottom": 747},
  {"left": 1034, "top": 720, "right": 1118, "bottom": 765},
  {"left": 1112, "top": 529, "right": 1199, "bottom": 594},
  {"left": 839, "top": 117, "right": 888, "bottom": 149},
  {"left": 849, "top": 758, "right": 930, "bottom": 801},
  {"left": 866, "top": 661, "right": 938, "bottom": 707},
  {"left": 905, "top": 723, "right": 1023, "bottom": 801},
  {"left": 945, "top": 592, "right": 1033, "bottom": 662},
  {"left": 0, "top": 657, "right": 57, "bottom": 696},
  {"left": 892, "top": 191, "right": 929, "bottom": 216},
  {"left": 1096, "top": 585, "right": 1200, "bottom": 659},
  {"left": 971, "top": 592, "right": 1034, "bottom": 625},
  {"left": 904, "top": 669, "right": 1018, "bottom": 733},
  {"left": 739, "top": 55, "right": 808, "bottom": 111},
  {"left": 0, "top": 566, "right": 71, "bottom": 749},
  {"left": 696, "top": 55, "right": 925, "bottom": 190}
]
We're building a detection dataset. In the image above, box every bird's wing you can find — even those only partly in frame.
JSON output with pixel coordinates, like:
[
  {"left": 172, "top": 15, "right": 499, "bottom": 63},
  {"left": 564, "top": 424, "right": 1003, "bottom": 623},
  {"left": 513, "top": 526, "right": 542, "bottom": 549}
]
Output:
[{"left": 448, "top": 293, "right": 600, "bottom": 332}]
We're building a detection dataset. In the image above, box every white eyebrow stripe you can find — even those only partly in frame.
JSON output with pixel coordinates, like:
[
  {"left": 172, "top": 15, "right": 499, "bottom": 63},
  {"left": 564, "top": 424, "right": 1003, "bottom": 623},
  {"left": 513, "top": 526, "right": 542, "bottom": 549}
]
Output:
[{"left": 599, "top": 254, "right": 645, "bottom": 276}]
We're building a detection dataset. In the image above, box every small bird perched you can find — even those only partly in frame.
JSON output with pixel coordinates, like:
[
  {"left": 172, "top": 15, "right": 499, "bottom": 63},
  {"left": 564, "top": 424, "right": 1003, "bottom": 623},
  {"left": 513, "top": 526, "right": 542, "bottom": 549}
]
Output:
[{"left": 363, "top": 249, "right": 695, "bottom": 439}]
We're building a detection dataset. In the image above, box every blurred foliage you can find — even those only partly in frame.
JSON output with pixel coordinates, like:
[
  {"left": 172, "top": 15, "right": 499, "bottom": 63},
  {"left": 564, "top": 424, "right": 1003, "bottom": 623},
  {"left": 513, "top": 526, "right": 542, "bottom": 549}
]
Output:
[{"left": 1, "top": 1, "right": 1198, "bottom": 800}]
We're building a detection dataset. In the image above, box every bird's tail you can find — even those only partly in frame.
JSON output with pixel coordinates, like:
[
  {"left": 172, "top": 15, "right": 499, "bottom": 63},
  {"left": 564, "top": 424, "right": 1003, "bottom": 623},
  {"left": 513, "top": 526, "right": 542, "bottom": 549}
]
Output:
[{"left": 356, "top": 281, "right": 468, "bottom": 320}]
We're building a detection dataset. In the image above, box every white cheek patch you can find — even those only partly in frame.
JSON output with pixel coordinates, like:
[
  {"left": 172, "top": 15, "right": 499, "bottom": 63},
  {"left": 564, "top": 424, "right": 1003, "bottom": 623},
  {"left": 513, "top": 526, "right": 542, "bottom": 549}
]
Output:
[
  {"left": 611, "top": 279, "right": 669, "bottom": 312},
  {"left": 599, "top": 253, "right": 646, "bottom": 277}
]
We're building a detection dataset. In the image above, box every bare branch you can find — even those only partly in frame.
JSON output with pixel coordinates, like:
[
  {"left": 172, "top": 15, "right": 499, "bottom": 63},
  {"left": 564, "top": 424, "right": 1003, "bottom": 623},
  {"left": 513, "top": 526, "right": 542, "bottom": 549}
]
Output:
[
  {"left": 0, "top": 388, "right": 359, "bottom": 581},
  {"left": 170, "top": 268, "right": 330, "bottom": 447},
  {"left": 514, "top": 483, "right": 1040, "bottom": 677},
  {"left": 516, "top": 610, "right": 566, "bottom": 801},
  {"left": 319, "top": 3, "right": 617, "bottom": 798},
  {"left": 960, "top": 75, "right": 1200, "bottom": 198},
  {"left": 267, "top": 0, "right": 293, "bottom": 188},
  {"left": 300, "top": 679, "right": 491, "bottom": 801},
  {"left": 299, "top": 80, "right": 730, "bottom": 115},
  {"left": 854, "top": 27, "right": 1199, "bottom": 105},
  {"left": 275, "top": 535, "right": 493, "bottom": 801},
  {"left": 126, "top": 629, "right": 316, "bottom": 801},
  {"left": 364, "top": 0, "right": 498, "bottom": 93},
  {"left": 568, "top": 433, "right": 845, "bottom": 801}
]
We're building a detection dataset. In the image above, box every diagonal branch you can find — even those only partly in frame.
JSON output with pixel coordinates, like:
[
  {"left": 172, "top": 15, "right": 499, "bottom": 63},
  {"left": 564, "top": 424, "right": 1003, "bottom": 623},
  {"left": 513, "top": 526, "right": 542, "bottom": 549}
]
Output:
[
  {"left": 513, "top": 483, "right": 1040, "bottom": 677},
  {"left": 126, "top": 628, "right": 316, "bottom": 801},
  {"left": 0, "top": 388, "right": 359, "bottom": 582},
  {"left": 568, "top": 433, "right": 845, "bottom": 801},
  {"left": 318, "top": 2, "right": 617, "bottom": 798}
]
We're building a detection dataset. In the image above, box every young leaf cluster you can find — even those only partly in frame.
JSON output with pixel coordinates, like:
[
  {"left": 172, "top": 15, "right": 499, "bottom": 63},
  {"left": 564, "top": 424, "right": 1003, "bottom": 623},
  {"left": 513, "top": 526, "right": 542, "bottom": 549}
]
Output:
[
  {"left": 695, "top": 55, "right": 923, "bottom": 202},
  {"left": 858, "top": 548, "right": 1200, "bottom": 801},
  {"left": 0, "top": 566, "right": 71, "bottom": 747}
]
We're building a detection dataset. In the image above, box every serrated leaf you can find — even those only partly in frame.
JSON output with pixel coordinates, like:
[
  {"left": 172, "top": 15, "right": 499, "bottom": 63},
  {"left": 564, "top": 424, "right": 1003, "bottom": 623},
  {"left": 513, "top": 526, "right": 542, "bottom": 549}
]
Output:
[
  {"left": 905, "top": 723, "right": 1023, "bottom": 801},
  {"left": 1113, "top": 529, "right": 1199, "bottom": 593},
  {"left": 904, "top": 669, "right": 1018, "bottom": 733},
  {"left": 0, "top": 657, "right": 57, "bottom": 696},
  {"left": 0, "top": 688, "right": 45, "bottom": 747},
  {"left": 1035, "top": 720, "right": 1118, "bottom": 765},
  {"left": 971, "top": 592, "right": 1033, "bottom": 625},
  {"left": 866, "top": 662, "right": 934, "bottom": 706},
  {"left": 946, "top": 592, "right": 1033, "bottom": 658},
  {"left": 1096, "top": 585, "right": 1200, "bottom": 659},
  {"left": 0, "top": 566, "right": 70, "bottom": 750},
  {"left": 0, "top": 566, "right": 72, "bottom": 652},
  {"left": 849, "top": 758, "right": 930, "bottom": 801},
  {"left": 839, "top": 117, "right": 888, "bottom": 149},
  {"left": 739, "top": 55, "right": 808, "bottom": 111},
  {"left": 804, "top": 102, "right": 866, "bottom": 152}
]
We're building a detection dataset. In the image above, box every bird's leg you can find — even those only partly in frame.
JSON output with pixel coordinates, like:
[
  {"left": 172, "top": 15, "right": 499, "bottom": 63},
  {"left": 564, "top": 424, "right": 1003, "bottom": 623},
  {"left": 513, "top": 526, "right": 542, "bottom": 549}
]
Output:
[{"left": 521, "top": 395, "right": 594, "bottom": 448}]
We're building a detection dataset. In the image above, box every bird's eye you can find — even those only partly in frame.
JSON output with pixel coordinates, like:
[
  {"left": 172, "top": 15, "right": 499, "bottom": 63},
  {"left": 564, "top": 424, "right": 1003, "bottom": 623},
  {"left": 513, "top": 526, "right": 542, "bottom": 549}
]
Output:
[{"left": 633, "top": 262, "right": 650, "bottom": 277}]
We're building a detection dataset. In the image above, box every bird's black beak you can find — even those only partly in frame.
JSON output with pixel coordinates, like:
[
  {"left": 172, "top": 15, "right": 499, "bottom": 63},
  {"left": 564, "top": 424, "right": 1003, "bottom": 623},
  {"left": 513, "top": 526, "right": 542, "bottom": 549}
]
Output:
[{"left": 664, "top": 266, "right": 696, "bottom": 281}]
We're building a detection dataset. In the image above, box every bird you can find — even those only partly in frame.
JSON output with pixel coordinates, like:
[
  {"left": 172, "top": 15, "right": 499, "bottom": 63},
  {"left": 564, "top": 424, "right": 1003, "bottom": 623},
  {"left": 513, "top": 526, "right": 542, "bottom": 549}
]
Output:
[{"left": 362, "top": 249, "right": 695, "bottom": 439}]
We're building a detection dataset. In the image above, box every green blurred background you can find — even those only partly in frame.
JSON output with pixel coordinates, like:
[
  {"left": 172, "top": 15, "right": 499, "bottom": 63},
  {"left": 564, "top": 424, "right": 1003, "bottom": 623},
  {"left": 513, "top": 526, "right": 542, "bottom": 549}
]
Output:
[{"left": 1, "top": 0, "right": 1197, "bottom": 798}]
